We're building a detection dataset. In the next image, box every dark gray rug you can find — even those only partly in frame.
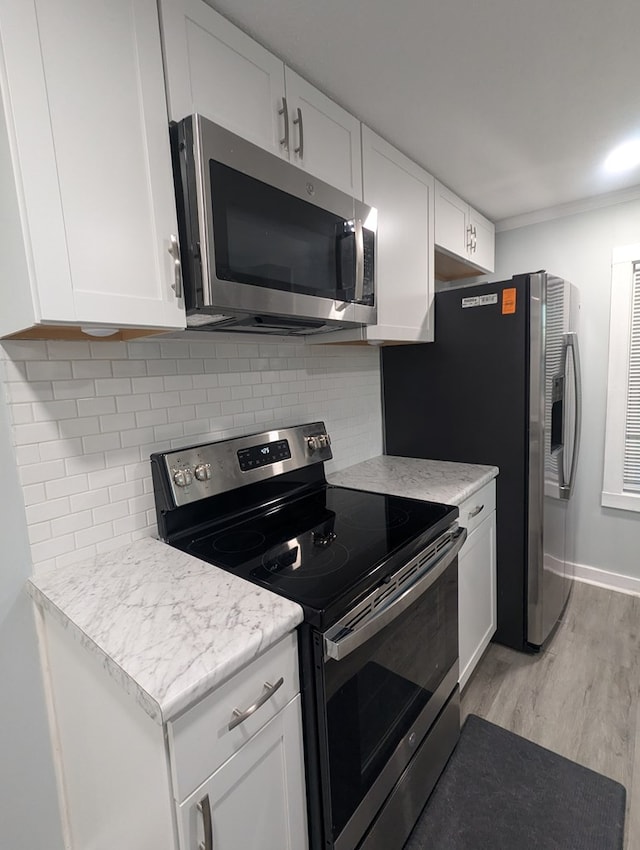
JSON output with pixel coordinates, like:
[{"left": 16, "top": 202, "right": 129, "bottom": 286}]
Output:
[{"left": 404, "top": 714, "right": 626, "bottom": 850}]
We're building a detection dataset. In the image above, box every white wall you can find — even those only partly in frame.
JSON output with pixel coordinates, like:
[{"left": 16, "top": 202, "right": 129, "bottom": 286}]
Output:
[
  {"left": 493, "top": 197, "right": 640, "bottom": 579},
  {"left": 0, "top": 336, "right": 382, "bottom": 574},
  {"left": 0, "top": 363, "right": 64, "bottom": 849}
]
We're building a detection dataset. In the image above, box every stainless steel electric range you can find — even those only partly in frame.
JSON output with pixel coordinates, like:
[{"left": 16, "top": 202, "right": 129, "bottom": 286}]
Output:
[{"left": 151, "top": 422, "right": 465, "bottom": 850}]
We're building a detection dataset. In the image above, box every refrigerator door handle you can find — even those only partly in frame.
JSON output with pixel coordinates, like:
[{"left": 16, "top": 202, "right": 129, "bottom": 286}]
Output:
[{"left": 559, "top": 332, "right": 582, "bottom": 500}]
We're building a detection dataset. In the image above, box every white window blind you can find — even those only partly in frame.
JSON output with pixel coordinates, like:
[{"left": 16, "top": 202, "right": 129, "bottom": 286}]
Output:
[
  {"left": 602, "top": 245, "right": 640, "bottom": 512},
  {"left": 623, "top": 262, "right": 640, "bottom": 491}
]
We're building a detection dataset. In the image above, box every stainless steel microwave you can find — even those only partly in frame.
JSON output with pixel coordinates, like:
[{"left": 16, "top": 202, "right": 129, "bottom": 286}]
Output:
[{"left": 171, "top": 114, "right": 377, "bottom": 335}]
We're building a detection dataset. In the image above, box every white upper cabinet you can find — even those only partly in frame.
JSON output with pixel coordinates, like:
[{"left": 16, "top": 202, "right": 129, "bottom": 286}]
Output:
[
  {"left": 159, "top": 0, "right": 286, "bottom": 156},
  {"left": 434, "top": 181, "right": 495, "bottom": 276},
  {"left": 315, "top": 127, "right": 435, "bottom": 345},
  {"left": 158, "top": 0, "right": 362, "bottom": 198},
  {"left": 0, "top": 0, "right": 185, "bottom": 338},
  {"left": 284, "top": 68, "right": 362, "bottom": 199}
]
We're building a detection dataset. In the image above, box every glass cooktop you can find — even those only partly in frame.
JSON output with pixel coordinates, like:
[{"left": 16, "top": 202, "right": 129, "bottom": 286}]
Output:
[{"left": 176, "top": 485, "right": 457, "bottom": 627}]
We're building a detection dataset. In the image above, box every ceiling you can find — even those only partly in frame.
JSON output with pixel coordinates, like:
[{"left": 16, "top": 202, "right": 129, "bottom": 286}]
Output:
[{"left": 206, "top": 0, "right": 640, "bottom": 223}]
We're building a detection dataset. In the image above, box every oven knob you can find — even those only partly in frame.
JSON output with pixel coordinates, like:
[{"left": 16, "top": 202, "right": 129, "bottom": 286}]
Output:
[
  {"left": 173, "top": 468, "right": 193, "bottom": 487},
  {"left": 306, "top": 433, "right": 331, "bottom": 453},
  {"left": 194, "top": 463, "right": 212, "bottom": 481}
]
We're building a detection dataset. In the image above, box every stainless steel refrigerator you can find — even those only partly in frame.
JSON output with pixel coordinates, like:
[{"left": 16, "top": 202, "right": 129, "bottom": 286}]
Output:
[{"left": 382, "top": 271, "right": 582, "bottom": 651}]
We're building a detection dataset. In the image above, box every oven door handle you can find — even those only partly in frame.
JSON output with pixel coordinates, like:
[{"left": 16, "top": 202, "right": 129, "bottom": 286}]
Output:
[{"left": 324, "top": 526, "right": 467, "bottom": 662}]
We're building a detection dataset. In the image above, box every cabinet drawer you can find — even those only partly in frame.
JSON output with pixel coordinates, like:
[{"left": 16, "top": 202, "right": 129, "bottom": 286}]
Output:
[
  {"left": 168, "top": 632, "right": 299, "bottom": 802},
  {"left": 458, "top": 479, "right": 496, "bottom": 535}
]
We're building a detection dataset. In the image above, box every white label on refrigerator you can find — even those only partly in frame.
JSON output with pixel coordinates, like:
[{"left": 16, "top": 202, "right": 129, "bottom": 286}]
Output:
[{"left": 461, "top": 293, "right": 498, "bottom": 308}]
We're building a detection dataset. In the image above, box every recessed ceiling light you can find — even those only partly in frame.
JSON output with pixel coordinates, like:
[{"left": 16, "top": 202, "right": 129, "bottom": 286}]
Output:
[{"left": 604, "top": 139, "right": 640, "bottom": 173}]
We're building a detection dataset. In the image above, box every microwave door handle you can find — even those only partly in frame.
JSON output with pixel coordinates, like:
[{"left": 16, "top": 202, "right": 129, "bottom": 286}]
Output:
[
  {"left": 354, "top": 218, "right": 364, "bottom": 302},
  {"left": 324, "top": 527, "right": 467, "bottom": 662}
]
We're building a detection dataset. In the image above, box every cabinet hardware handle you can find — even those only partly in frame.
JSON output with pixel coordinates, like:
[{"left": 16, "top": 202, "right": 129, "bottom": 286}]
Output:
[
  {"left": 168, "top": 235, "right": 183, "bottom": 299},
  {"left": 466, "top": 225, "right": 474, "bottom": 252},
  {"left": 197, "top": 794, "right": 213, "bottom": 850},
  {"left": 468, "top": 504, "right": 484, "bottom": 518},
  {"left": 228, "top": 677, "right": 284, "bottom": 731},
  {"left": 293, "top": 107, "right": 304, "bottom": 158},
  {"left": 279, "top": 97, "right": 290, "bottom": 151}
]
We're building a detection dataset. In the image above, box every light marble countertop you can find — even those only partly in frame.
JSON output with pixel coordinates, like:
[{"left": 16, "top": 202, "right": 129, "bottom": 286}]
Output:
[
  {"left": 27, "top": 537, "right": 303, "bottom": 725},
  {"left": 328, "top": 455, "right": 498, "bottom": 505}
]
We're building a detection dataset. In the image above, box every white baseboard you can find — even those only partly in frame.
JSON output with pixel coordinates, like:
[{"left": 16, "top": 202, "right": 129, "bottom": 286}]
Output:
[{"left": 571, "top": 561, "right": 640, "bottom": 598}]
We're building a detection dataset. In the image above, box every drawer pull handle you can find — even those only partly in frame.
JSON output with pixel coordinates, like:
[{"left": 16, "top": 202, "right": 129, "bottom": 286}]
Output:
[
  {"left": 228, "top": 678, "right": 284, "bottom": 731},
  {"left": 468, "top": 504, "right": 484, "bottom": 518},
  {"left": 197, "top": 794, "right": 213, "bottom": 850}
]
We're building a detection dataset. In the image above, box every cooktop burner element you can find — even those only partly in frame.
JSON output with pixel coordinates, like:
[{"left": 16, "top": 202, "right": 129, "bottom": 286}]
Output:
[
  {"left": 340, "top": 504, "right": 410, "bottom": 531},
  {"left": 259, "top": 535, "right": 350, "bottom": 578},
  {"left": 150, "top": 423, "right": 458, "bottom": 628},
  {"left": 211, "top": 529, "right": 266, "bottom": 554}
]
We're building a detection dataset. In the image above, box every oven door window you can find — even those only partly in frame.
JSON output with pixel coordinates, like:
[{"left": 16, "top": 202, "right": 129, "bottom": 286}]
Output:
[
  {"left": 323, "top": 561, "right": 458, "bottom": 841},
  {"left": 209, "top": 160, "right": 366, "bottom": 303}
]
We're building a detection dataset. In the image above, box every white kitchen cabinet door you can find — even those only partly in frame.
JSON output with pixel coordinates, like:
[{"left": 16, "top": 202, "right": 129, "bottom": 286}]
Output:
[
  {"left": 0, "top": 0, "right": 185, "bottom": 335},
  {"left": 434, "top": 180, "right": 495, "bottom": 275},
  {"left": 159, "top": 0, "right": 286, "bottom": 157},
  {"left": 284, "top": 68, "right": 362, "bottom": 199},
  {"left": 458, "top": 511, "right": 497, "bottom": 690},
  {"left": 178, "top": 696, "right": 308, "bottom": 850},
  {"left": 468, "top": 206, "right": 495, "bottom": 273},
  {"left": 360, "top": 127, "right": 435, "bottom": 342},
  {"left": 434, "top": 181, "right": 469, "bottom": 260}
]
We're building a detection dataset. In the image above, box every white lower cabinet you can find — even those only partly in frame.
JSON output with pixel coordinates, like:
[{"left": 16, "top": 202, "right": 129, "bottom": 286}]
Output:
[
  {"left": 457, "top": 490, "right": 497, "bottom": 689},
  {"left": 37, "top": 607, "right": 307, "bottom": 850},
  {"left": 177, "top": 696, "right": 307, "bottom": 850}
]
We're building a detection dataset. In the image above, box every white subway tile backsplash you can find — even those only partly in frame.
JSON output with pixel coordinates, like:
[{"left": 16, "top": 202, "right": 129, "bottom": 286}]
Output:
[
  {"left": 70, "top": 489, "right": 109, "bottom": 512},
  {"left": 51, "top": 510, "right": 94, "bottom": 536},
  {"left": 91, "top": 501, "right": 129, "bottom": 525},
  {"left": 63, "top": 416, "right": 101, "bottom": 438},
  {"left": 75, "top": 521, "right": 115, "bottom": 548},
  {"left": 45, "top": 474, "right": 89, "bottom": 500},
  {"left": 40, "top": 438, "right": 84, "bottom": 460},
  {"left": 89, "top": 341, "right": 128, "bottom": 359},
  {"left": 65, "top": 453, "right": 106, "bottom": 476},
  {"left": 19, "top": 459, "right": 66, "bottom": 486},
  {"left": 47, "top": 341, "right": 91, "bottom": 360},
  {"left": 77, "top": 396, "right": 116, "bottom": 417},
  {"left": 2, "top": 337, "right": 382, "bottom": 572},
  {"left": 112, "top": 360, "right": 147, "bottom": 378},
  {"left": 115, "top": 394, "right": 150, "bottom": 413},
  {"left": 95, "top": 378, "right": 131, "bottom": 396},
  {"left": 99, "top": 412, "right": 136, "bottom": 433},
  {"left": 52, "top": 379, "right": 95, "bottom": 400},
  {"left": 135, "top": 409, "right": 168, "bottom": 428},
  {"left": 82, "top": 432, "right": 121, "bottom": 454},
  {"left": 25, "top": 497, "right": 70, "bottom": 524},
  {"left": 71, "top": 360, "right": 112, "bottom": 379},
  {"left": 87, "top": 467, "right": 125, "bottom": 490},
  {"left": 14, "top": 421, "right": 59, "bottom": 445},
  {"left": 121, "top": 426, "right": 155, "bottom": 448}
]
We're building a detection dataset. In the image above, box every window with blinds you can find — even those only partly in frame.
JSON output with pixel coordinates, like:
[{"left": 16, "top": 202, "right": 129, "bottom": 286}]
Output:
[
  {"left": 602, "top": 245, "right": 640, "bottom": 512},
  {"left": 623, "top": 262, "right": 640, "bottom": 491}
]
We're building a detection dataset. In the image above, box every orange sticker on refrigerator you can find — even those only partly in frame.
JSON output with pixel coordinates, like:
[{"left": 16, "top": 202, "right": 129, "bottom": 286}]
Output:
[{"left": 502, "top": 288, "right": 517, "bottom": 314}]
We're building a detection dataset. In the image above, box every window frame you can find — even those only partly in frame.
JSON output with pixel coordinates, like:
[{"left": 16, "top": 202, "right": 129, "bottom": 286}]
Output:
[{"left": 602, "top": 244, "right": 640, "bottom": 511}]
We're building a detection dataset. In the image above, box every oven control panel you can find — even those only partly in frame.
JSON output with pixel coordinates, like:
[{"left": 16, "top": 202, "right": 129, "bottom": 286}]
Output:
[
  {"left": 152, "top": 422, "right": 333, "bottom": 507},
  {"left": 237, "top": 439, "right": 291, "bottom": 471}
]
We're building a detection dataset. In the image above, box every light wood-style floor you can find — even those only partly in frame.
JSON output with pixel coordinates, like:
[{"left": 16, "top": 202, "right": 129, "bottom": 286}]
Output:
[{"left": 461, "top": 580, "right": 640, "bottom": 850}]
